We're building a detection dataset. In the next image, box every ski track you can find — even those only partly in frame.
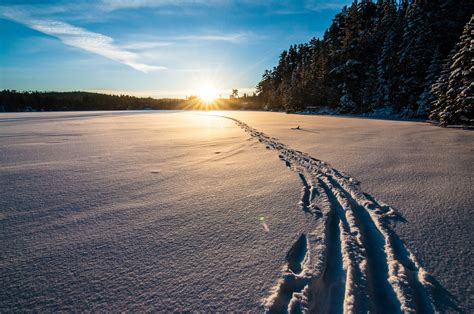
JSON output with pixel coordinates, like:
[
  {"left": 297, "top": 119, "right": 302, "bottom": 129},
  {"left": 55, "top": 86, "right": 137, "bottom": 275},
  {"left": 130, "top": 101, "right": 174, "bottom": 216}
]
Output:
[{"left": 214, "top": 115, "right": 440, "bottom": 314}]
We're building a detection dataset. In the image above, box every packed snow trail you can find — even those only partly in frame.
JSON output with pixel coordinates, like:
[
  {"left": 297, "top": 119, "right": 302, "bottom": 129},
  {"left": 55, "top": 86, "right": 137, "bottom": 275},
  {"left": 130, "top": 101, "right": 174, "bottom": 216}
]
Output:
[{"left": 212, "top": 114, "right": 440, "bottom": 313}]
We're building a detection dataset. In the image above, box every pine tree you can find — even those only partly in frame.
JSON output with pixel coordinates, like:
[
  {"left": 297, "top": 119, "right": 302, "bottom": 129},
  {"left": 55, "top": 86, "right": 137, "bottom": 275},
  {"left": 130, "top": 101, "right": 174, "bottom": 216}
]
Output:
[
  {"left": 430, "top": 17, "right": 474, "bottom": 126},
  {"left": 373, "top": 0, "right": 400, "bottom": 111},
  {"left": 396, "top": 0, "right": 429, "bottom": 115},
  {"left": 416, "top": 47, "right": 442, "bottom": 117}
]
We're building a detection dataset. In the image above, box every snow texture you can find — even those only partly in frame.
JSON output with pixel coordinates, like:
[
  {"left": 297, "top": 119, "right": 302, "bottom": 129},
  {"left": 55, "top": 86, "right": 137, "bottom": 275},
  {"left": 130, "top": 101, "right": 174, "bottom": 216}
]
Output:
[{"left": 0, "top": 111, "right": 472, "bottom": 312}]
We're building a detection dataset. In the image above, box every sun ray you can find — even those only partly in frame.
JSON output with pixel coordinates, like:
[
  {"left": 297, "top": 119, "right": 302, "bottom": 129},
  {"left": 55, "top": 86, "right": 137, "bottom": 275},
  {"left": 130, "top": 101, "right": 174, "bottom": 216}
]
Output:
[{"left": 198, "top": 85, "right": 219, "bottom": 103}]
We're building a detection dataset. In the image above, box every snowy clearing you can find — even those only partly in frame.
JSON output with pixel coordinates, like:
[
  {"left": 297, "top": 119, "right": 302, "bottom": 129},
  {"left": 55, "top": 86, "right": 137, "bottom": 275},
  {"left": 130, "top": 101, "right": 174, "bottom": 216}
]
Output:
[{"left": 0, "top": 111, "right": 472, "bottom": 312}]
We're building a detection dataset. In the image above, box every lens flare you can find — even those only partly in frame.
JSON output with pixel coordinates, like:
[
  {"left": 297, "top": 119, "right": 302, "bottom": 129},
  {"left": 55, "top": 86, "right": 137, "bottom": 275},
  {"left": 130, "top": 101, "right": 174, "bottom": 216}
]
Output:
[{"left": 259, "top": 215, "right": 270, "bottom": 232}]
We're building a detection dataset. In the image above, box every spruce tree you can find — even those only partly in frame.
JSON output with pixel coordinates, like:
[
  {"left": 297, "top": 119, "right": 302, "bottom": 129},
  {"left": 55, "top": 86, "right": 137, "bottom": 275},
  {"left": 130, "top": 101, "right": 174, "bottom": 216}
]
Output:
[{"left": 430, "top": 17, "right": 473, "bottom": 126}]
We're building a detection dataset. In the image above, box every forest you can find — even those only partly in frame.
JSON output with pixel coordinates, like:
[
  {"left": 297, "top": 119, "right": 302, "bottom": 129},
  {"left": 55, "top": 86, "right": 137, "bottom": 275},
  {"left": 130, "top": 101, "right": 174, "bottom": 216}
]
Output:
[{"left": 256, "top": 0, "right": 473, "bottom": 126}]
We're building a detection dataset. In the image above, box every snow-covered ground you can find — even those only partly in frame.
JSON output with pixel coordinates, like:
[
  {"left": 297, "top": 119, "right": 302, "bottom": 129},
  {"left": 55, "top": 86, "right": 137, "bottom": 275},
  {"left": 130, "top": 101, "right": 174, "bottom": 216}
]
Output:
[{"left": 0, "top": 111, "right": 472, "bottom": 312}]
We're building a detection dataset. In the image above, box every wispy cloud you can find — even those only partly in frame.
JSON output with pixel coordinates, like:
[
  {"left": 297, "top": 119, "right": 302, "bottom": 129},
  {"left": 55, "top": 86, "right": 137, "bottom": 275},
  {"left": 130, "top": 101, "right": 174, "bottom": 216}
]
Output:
[
  {"left": 99, "top": 0, "right": 350, "bottom": 14},
  {"left": 0, "top": 6, "right": 166, "bottom": 73},
  {"left": 174, "top": 33, "right": 252, "bottom": 43},
  {"left": 118, "top": 32, "right": 255, "bottom": 49},
  {"left": 120, "top": 41, "right": 172, "bottom": 50},
  {"left": 99, "top": 0, "right": 225, "bottom": 11}
]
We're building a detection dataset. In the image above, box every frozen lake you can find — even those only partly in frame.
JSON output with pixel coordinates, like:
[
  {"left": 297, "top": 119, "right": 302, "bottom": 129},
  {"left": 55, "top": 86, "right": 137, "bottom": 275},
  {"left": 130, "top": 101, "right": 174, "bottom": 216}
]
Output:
[{"left": 1, "top": 111, "right": 472, "bottom": 311}]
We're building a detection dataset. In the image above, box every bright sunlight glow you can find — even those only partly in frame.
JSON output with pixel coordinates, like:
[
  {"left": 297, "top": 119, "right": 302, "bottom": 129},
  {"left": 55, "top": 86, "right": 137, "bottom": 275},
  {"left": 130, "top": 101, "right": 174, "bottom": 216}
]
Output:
[{"left": 198, "top": 86, "right": 219, "bottom": 103}]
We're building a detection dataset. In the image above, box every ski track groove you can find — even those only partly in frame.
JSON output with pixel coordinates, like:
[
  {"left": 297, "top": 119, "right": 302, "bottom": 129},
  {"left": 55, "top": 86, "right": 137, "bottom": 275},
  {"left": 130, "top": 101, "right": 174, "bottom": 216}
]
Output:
[{"left": 212, "top": 115, "right": 439, "bottom": 313}]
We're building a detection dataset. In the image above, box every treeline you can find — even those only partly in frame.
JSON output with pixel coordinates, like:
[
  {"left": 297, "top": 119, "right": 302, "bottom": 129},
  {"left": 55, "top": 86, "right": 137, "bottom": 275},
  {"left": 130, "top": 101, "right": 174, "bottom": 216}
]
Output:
[
  {"left": 0, "top": 90, "right": 184, "bottom": 111},
  {"left": 0, "top": 90, "right": 261, "bottom": 112},
  {"left": 256, "top": 0, "right": 473, "bottom": 125}
]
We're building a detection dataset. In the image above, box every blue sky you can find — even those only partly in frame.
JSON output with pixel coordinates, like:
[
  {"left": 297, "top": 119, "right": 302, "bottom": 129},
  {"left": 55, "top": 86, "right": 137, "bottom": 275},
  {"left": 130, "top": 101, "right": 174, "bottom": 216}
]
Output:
[{"left": 0, "top": 0, "right": 351, "bottom": 98}]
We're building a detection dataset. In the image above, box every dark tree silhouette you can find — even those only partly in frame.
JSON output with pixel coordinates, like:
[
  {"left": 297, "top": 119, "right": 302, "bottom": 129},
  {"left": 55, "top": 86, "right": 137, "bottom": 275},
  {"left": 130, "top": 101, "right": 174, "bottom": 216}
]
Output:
[{"left": 256, "top": 0, "right": 473, "bottom": 125}]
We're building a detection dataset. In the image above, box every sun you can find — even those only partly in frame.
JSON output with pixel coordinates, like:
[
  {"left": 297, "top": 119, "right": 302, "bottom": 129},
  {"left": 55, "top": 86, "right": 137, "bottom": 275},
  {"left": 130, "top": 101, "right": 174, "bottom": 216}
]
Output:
[{"left": 198, "top": 86, "right": 219, "bottom": 103}]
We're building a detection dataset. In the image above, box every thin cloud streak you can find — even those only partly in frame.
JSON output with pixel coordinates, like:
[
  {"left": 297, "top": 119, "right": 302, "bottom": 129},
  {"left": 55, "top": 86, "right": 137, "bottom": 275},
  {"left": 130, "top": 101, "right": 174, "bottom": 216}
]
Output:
[
  {"left": 120, "top": 41, "right": 172, "bottom": 50},
  {"left": 99, "top": 0, "right": 225, "bottom": 11},
  {"left": 0, "top": 6, "right": 166, "bottom": 73},
  {"left": 174, "top": 33, "right": 251, "bottom": 43},
  {"left": 126, "top": 32, "right": 256, "bottom": 45},
  {"left": 100, "top": 0, "right": 352, "bottom": 14}
]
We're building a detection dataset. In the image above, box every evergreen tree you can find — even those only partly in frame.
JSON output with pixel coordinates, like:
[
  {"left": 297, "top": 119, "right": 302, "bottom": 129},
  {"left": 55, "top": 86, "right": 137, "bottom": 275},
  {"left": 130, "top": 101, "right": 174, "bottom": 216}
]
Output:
[
  {"left": 372, "top": 0, "right": 399, "bottom": 110},
  {"left": 416, "top": 47, "right": 442, "bottom": 117},
  {"left": 430, "top": 17, "right": 473, "bottom": 126}
]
